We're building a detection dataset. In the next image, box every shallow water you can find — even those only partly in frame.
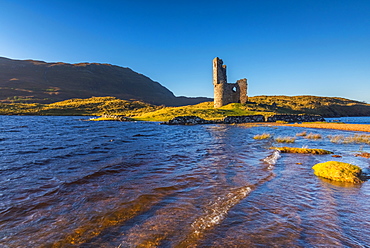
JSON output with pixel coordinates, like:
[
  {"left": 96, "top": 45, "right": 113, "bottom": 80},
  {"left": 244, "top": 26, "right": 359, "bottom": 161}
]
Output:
[{"left": 1, "top": 116, "right": 370, "bottom": 247}]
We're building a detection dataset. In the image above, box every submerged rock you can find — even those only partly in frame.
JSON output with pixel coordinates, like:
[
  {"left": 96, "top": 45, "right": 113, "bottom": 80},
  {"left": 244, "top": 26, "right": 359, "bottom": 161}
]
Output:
[
  {"left": 273, "top": 147, "right": 333, "bottom": 154},
  {"left": 312, "top": 161, "right": 363, "bottom": 183}
]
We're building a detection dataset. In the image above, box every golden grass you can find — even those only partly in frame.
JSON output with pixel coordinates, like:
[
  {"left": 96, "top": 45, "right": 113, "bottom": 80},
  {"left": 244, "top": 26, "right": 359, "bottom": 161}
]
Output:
[
  {"left": 253, "top": 133, "right": 272, "bottom": 140},
  {"left": 305, "top": 133, "right": 322, "bottom": 140},
  {"left": 272, "top": 147, "right": 333, "bottom": 154},
  {"left": 279, "top": 123, "right": 370, "bottom": 133},
  {"left": 312, "top": 161, "right": 363, "bottom": 183},
  {"left": 249, "top": 95, "right": 370, "bottom": 117},
  {"left": 275, "top": 136, "right": 296, "bottom": 143},
  {"left": 327, "top": 134, "right": 370, "bottom": 144},
  {"left": 276, "top": 120, "right": 289, "bottom": 124},
  {"left": 296, "top": 131, "right": 307, "bottom": 136},
  {"left": 134, "top": 102, "right": 273, "bottom": 121},
  {"left": 0, "top": 97, "right": 161, "bottom": 116}
]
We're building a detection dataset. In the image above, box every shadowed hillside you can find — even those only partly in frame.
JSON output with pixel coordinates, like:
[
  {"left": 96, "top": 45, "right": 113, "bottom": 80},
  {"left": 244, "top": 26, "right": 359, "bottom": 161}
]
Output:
[{"left": 0, "top": 57, "right": 211, "bottom": 106}]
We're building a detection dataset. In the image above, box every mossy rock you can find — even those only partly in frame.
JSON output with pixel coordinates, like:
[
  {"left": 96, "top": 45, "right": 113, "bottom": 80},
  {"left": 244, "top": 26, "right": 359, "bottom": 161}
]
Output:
[
  {"left": 272, "top": 147, "right": 333, "bottom": 154},
  {"left": 312, "top": 161, "right": 363, "bottom": 183}
]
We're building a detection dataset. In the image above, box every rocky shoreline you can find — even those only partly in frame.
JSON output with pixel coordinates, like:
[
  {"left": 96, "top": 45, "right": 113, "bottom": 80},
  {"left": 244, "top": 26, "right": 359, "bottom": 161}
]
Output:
[{"left": 161, "top": 114, "right": 325, "bottom": 125}]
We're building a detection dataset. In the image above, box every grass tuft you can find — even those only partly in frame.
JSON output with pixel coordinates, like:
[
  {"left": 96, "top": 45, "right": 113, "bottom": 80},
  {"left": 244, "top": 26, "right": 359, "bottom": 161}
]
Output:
[
  {"left": 296, "top": 131, "right": 307, "bottom": 137},
  {"left": 328, "top": 134, "right": 370, "bottom": 144},
  {"left": 305, "top": 133, "right": 322, "bottom": 140},
  {"left": 275, "top": 136, "right": 296, "bottom": 143},
  {"left": 253, "top": 133, "right": 272, "bottom": 140},
  {"left": 312, "top": 161, "right": 363, "bottom": 183}
]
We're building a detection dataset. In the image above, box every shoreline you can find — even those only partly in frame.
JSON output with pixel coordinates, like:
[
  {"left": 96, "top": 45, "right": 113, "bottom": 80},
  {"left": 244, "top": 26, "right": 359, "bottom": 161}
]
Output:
[{"left": 240, "top": 122, "right": 370, "bottom": 133}]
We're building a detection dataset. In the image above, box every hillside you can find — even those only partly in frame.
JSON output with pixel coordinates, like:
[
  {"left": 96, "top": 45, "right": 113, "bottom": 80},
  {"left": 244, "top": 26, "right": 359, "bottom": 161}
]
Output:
[
  {"left": 0, "top": 57, "right": 211, "bottom": 106},
  {"left": 1, "top": 95, "right": 369, "bottom": 120},
  {"left": 249, "top": 95, "right": 370, "bottom": 117}
]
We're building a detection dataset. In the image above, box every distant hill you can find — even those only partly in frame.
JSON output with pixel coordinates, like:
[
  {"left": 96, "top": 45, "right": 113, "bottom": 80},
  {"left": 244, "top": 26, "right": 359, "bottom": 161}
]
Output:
[
  {"left": 0, "top": 57, "right": 211, "bottom": 106},
  {"left": 249, "top": 95, "right": 370, "bottom": 117}
]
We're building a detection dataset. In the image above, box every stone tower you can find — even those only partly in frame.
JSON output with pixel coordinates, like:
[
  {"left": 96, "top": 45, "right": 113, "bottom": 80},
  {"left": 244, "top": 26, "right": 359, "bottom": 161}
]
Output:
[{"left": 213, "top": 57, "right": 248, "bottom": 108}]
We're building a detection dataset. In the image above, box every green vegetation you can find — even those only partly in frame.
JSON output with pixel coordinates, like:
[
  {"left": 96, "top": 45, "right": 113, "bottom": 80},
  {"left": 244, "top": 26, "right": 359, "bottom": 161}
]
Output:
[
  {"left": 275, "top": 136, "right": 296, "bottom": 143},
  {"left": 253, "top": 133, "right": 272, "bottom": 140},
  {"left": 1, "top": 94, "right": 370, "bottom": 120},
  {"left": 0, "top": 97, "right": 161, "bottom": 116},
  {"left": 134, "top": 102, "right": 272, "bottom": 121},
  {"left": 312, "top": 161, "right": 363, "bottom": 183},
  {"left": 0, "top": 97, "right": 272, "bottom": 121},
  {"left": 272, "top": 147, "right": 333, "bottom": 154}
]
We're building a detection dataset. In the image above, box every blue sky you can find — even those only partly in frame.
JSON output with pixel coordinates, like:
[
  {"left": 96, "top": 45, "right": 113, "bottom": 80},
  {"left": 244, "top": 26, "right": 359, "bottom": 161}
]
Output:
[{"left": 1, "top": 0, "right": 369, "bottom": 102}]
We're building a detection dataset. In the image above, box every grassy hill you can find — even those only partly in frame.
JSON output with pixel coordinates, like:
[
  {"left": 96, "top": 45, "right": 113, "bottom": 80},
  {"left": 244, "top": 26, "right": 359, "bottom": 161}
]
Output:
[
  {"left": 249, "top": 95, "right": 370, "bottom": 117},
  {"left": 1, "top": 95, "right": 369, "bottom": 121}
]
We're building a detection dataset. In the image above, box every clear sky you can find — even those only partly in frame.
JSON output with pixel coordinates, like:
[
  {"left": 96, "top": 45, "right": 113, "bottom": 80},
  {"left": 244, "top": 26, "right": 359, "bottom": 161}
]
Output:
[{"left": 1, "top": 0, "right": 369, "bottom": 102}]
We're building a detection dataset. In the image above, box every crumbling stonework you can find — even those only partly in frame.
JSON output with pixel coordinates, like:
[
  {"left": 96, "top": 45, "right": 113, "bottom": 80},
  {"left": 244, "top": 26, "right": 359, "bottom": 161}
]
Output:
[{"left": 213, "top": 57, "right": 248, "bottom": 108}]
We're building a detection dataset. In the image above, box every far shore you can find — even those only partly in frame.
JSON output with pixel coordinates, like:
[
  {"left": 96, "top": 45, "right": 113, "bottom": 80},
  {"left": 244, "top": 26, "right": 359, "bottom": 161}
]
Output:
[{"left": 240, "top": 122, "right": 370, "bottom": 133}]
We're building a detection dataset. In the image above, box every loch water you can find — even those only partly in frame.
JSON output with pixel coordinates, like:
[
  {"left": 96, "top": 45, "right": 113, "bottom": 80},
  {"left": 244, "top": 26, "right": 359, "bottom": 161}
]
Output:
[{"left": 1, "top": 116, "right": 370, "bottom": 247}]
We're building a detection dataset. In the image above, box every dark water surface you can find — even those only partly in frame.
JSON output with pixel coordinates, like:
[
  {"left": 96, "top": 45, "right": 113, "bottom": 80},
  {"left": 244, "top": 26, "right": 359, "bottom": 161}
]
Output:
[{"left": 1, "top": 116, "right": 370, "bottom": 247}]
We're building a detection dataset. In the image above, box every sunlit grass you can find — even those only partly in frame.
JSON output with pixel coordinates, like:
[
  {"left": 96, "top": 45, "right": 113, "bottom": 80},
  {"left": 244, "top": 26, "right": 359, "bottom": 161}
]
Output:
[
  {"left": 253, "top": 133, "right": 272, "bottom": 140},
  {"left": 275, "top": 136, "right": 296, "bottom": 143},
  {"left": 276, "top": 120, "right": 289, "bottom": 124},
  {"left": 328, "top": 134, "right": 370, "bottom": 144},
  {"left": 0, "top": 97, "right": 161, "bottom": 116},
  {"left": 296, "top": 131, "right": 307, "bottom": 137},
  {"left": 133, "top": 102, "right": 273, "bottom": 122},
  {"left": 305, "top": 133, "right": 322, "bottom": 140}
]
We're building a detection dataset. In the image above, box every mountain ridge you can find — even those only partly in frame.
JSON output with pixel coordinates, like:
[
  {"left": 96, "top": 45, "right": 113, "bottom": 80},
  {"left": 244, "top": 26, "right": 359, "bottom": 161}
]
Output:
[{"left": 0, "top": 56, "right": 211, "bottom": 106}]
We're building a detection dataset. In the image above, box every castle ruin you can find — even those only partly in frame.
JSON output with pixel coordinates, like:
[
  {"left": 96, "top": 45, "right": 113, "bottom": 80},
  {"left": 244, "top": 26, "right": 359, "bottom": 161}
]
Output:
[{"left": 213, "top": 57, "right": 248, "bottom": 108}]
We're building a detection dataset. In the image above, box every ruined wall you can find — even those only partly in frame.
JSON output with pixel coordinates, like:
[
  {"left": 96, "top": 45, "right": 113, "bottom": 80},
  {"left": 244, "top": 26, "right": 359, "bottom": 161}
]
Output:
[
  {"left": 213, "top": 57, "right": 248, "bottom": 108},
  {"left": 213, "top": 57, "right": 227, "bottom": 108},
  {"left": 237, "top": 79, "right": 248, "bottom": 104}
]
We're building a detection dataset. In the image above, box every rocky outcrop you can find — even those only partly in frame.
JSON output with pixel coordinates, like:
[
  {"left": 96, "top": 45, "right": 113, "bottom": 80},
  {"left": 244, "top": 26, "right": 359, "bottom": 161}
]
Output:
[
  {"left": 266, "top": 114, "right": 325, "bottom": 122},
  {"left": 162, "top": 114, "right": 325, "bottom": 125},
  {"left": 222, "top": 115, "right": 264, "bottom": 124},
  {"left": 163, "top": 116, "right": 214, "bottom": 125}
]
